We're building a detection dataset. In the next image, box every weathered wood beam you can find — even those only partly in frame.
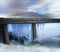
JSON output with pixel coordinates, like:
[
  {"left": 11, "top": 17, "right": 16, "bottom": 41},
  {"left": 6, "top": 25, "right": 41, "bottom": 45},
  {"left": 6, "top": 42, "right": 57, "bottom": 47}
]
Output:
[
  {"left": 0, "top": 18, "right": 60, "bottom": 24},
  {"left": 32, "top": 23, "right": 37, "bottom": 40},
  {"left": 2, "top": 24, "right": 9, "bottom": 44}
]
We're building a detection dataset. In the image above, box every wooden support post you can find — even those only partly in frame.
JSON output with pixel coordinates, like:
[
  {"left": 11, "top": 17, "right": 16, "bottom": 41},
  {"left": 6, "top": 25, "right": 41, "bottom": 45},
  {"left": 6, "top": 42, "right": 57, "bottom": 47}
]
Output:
[
  {"left": 32, "top": 23, "right": 37, "bottom": 40},
  {"left": 2, "top": 24, "right": 9, "bottom": 44}
]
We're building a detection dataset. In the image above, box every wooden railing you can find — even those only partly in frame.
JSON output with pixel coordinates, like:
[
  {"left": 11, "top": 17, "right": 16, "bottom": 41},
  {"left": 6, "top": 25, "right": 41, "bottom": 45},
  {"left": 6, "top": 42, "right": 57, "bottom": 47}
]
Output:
[{"left": 0, "top": 18, "right": 60, "bottom": 44}]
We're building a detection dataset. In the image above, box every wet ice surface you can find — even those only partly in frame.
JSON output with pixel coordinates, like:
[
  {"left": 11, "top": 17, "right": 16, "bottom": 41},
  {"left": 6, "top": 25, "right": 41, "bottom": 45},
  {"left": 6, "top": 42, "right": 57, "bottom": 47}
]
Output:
[{"left": 0, "top": 44, "right": 60, "bottom": 52}]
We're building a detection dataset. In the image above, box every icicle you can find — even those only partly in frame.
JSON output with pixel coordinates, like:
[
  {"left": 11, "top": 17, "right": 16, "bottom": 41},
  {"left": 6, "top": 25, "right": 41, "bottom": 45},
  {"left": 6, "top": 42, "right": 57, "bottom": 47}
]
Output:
[
  {"left": 8, "top": 24, "right": 13, "bottom": 32},
  {"left": 17, "top": 24, "right": 20, "bottom": 44},
  {"left": 42, "top": 23, "right": 44, "bottom": 32}
]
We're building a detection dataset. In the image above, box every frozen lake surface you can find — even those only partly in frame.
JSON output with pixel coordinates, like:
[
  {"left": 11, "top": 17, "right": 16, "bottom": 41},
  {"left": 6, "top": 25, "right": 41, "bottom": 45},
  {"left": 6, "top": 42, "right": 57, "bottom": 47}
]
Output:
[{"left": 0, "top": 43, "right": 60, "bottom": 52}]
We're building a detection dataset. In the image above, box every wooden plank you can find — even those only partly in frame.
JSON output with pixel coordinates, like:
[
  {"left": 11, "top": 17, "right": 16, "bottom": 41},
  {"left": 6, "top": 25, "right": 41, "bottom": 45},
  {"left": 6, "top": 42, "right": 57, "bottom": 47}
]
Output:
[
  {"left": 2, "top": 24, "right": 9, "bottom": 44},
  {"left": 0, "top": 18, "right": 60, "bottom": 24}
]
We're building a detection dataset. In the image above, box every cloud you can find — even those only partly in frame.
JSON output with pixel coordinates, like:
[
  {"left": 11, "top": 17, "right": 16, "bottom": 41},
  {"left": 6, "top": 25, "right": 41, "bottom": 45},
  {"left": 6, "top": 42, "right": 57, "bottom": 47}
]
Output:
[
  {"left": 0, "top": 0, "right": 50, "bottom": 17},
  {"left": 9, "top": 0, "right": 31, "bottom": 9},
  {"left": 0, "top": 0, "right": 29, "bottom": 8},
  {"left": 0, "top": 0, "right": 31, "bottom": 16},
  {"left": 0, "top": 0, "right": 12, "bottom": 7},
  {"left": 0, "top": 0, "right": 50, "bottom": 10},
  {"left": 28, "top": 0, "right": 50, "bottom": 14},
  {"left": 29, "top": 0, "right": 50, "bottom": 9}
]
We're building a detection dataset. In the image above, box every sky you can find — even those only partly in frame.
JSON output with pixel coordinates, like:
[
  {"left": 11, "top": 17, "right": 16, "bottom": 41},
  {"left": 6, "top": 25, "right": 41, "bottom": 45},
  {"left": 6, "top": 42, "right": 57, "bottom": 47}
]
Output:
[
  {"left": 0, "top": 0, "right": 57, "bottom": 18},
  {"left": 0, "top": 0, "right": 60, "bottom": 18}
]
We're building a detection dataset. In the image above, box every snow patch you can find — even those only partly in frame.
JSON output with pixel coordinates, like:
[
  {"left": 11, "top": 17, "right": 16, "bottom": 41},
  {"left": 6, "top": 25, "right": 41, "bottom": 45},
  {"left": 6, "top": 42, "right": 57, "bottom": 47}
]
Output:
[{"left": 0, "top": 43, "right": 60, "bottom": 52}]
